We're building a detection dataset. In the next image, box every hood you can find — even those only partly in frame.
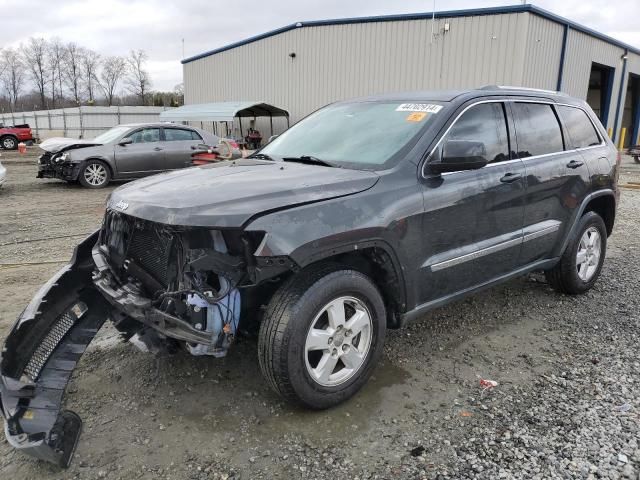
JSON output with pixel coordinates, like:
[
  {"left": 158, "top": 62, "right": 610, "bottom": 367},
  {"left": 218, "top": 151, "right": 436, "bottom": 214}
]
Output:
[
  {"left": 39, "top": 137, "right": 103, "bottom": 153},
  {"left": 107, "top": 159, "right": 379, "bottom": 228}
]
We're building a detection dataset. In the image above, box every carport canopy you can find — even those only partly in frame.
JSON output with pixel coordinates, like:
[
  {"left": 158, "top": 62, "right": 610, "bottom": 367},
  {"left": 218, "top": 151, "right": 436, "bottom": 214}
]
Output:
[{"left": 159, "top": 101, "right": 289, "bottom": 123}]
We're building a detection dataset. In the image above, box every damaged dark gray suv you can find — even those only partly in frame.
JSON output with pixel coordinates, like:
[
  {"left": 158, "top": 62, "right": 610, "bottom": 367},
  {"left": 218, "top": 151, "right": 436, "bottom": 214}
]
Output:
[{"left": 0, "top": 86, "right": 620, "bottom": 467}]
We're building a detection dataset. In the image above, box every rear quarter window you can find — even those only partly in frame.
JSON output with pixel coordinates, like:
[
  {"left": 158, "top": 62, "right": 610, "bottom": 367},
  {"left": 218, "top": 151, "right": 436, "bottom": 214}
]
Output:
[
  {"left": 512, "top": 103, "right": 564, "bottom": 157},
  {"left": 556, "top": 105, "right": 601, "bottom": 149}
]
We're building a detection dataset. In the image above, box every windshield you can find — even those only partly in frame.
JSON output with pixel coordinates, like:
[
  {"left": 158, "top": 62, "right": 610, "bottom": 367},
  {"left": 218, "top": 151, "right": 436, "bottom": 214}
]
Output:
[
  {"left": 260, "top": 101, "right": 442, "bottom": 169},
  {"left": 93, "top": 126, "right": 132, "bottom": 144}
]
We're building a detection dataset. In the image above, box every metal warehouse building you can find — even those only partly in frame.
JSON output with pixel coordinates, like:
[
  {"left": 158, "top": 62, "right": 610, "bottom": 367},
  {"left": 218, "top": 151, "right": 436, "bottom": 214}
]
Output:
[{"left": 182, "top": 3, "right": 640, "bottom": 146}]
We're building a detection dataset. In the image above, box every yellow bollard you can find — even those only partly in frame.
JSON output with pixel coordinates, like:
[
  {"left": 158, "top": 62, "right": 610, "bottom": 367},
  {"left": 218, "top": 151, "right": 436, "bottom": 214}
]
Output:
[
  {"left": 618, "top": 127, "right": 627, "bottom": 150},
  {"left": 608, "top": 127, "right": 613, "bottom": 138}
]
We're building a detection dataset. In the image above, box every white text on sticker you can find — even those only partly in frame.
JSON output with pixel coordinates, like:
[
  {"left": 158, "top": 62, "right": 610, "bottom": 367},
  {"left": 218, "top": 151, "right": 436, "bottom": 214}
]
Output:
[{"left": 396, "top": 103, "right": 443, "bottom": 113}]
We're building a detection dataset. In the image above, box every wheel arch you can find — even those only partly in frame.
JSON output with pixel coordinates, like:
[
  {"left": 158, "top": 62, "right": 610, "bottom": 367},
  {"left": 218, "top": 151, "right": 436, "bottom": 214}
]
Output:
[
  {"left": 557, "top": 189, "right": 616, "bottom": 257},
  {"left": 291, "top": 240, "right": 408, "bottom": 329}
]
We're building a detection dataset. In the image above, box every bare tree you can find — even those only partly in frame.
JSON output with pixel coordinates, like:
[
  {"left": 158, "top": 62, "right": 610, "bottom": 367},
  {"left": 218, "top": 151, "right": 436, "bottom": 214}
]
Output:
[
  {"left": 23, "top": 37, "right": 49, "bottom": 108},
  {"left": 125, "top": 49, "right": 151, "bottom": 105},
  {"left": 47, "top": 38, "right": 66, "bottom": 108},
  {"left": 80, "top": 49, "right": 101, "bottom": 104},
  {"left": 0, "top": 48, "right": 25, "bottom": 109},
  {"left": 96, "top": 56, "right": 127, "bottom": 106},
  {"left": 64, "top": 43, "right": 83, "bottom": 104}
]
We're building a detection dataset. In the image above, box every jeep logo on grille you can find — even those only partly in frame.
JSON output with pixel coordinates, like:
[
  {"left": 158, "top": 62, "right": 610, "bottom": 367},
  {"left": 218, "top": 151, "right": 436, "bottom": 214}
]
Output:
[{"left": 114, "top": 200, "right": 129, "bottom": 211}]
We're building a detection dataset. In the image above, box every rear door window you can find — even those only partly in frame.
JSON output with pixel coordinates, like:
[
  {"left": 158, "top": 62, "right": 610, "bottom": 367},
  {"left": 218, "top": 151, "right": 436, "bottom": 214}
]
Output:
[
  {"left": 512, "top": 103, "right": 564, "bottom": 157},
  {"left": 556, "top": 106, "right": 601, "bottom": 149},
  {"left": 444, "top": 102, "right": 510, "bottom": 163},
  {"left": 164, "top": 128, "right": 201, "bottom": 141}
]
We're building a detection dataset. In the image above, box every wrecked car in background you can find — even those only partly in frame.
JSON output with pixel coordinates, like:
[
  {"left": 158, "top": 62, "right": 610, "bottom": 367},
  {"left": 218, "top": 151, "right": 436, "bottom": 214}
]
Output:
[
  {"left": 37, "top": 123, "right": 219, "bottom": 188},
  {"left": 0, "top": 87, "right": 619, "bottom": 467}
]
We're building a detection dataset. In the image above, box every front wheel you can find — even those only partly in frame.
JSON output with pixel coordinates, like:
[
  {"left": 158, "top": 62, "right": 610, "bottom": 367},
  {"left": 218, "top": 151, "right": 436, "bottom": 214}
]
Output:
[
  {"left": 79, "top": 160, "right": 110, "bottom": 188},
  {"left": 545, "top": 211, "right": 607, "bottom": 294},
  {"left": 258, "top": 265, "right": 386, "bottom": 409}
]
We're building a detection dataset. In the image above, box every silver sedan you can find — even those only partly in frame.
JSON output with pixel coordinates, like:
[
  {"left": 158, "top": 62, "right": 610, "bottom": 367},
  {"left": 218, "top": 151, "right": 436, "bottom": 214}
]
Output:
[{"left": 37, "top": 123, "right": 220, "bottom": 188}]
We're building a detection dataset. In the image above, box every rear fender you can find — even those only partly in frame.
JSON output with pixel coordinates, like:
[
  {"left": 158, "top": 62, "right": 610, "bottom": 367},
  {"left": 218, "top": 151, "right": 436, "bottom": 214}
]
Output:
[{"left": 0, "top": 231, "right": 112, "bottom": 467}]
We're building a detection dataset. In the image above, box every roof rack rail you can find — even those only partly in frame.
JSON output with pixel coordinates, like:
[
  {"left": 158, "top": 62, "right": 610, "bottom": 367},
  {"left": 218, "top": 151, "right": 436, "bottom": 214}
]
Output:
[{"left": 479, "top": 85, "right": 566, "bottom": 95}]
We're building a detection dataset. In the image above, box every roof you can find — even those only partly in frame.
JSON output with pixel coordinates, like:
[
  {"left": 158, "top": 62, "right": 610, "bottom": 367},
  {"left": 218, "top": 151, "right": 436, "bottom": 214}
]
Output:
[
  {"left": 182, "top": 3, "right": 640, "bottom": 65},
  {"left": 158, "top": 102, "right": 290, "bottom": 122}
]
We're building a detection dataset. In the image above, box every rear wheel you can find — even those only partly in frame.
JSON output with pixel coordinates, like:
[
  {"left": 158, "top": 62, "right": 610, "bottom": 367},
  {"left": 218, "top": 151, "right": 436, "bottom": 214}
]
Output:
[
  {"left": 1, "top": 136, "right": 18, "bottom": 150},
  {"left": 79, "top": 160, "right": 110, "bottom": 188},
  {"left": 545, "top": 211, "right": 607, "bottom": 294},
  {"left": 258, "top": 265, "right": 386, "bottom": 409}
]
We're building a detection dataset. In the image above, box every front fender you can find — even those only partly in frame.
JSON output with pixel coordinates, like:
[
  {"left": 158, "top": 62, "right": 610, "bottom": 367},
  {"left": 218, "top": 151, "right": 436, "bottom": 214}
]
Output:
[{"left": 0, "top": 231, "right": 112, "bottom": 467}]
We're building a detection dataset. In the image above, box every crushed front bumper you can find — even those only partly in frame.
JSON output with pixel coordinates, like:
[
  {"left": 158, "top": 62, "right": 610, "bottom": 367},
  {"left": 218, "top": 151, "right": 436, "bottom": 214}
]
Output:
[
  {"left": 0, "top": 231, "right": 111, "bottom": 467},
  {"left": 37, "top": 153, "right": 81, "bottom": 181}
]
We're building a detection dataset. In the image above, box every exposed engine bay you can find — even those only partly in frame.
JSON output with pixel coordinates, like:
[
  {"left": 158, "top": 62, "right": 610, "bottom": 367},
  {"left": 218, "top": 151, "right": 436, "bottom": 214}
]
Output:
[{"left": 92, "top": 209, "right": 297, "bottom": 357}]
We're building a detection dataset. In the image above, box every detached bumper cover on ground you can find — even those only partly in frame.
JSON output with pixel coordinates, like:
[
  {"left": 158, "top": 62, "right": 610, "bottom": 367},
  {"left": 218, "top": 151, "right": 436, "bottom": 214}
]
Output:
[{"left": 0, "top": 232, "right": 109, "bottom": 467}]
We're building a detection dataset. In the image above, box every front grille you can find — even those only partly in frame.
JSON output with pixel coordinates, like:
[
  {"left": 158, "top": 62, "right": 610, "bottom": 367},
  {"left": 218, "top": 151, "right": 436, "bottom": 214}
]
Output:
[{"left": 101, "top": 210, "right": 176, "bottom": 288}]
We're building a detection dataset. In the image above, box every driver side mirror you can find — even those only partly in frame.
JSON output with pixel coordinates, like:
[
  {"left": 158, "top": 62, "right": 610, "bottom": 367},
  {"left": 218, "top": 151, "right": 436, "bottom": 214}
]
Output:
[
  {"left": 118, "top": 138, "right": 133, "bottom": 146},
  {"left": 428, "top": 140, "right": 488, "bottom": 174}
]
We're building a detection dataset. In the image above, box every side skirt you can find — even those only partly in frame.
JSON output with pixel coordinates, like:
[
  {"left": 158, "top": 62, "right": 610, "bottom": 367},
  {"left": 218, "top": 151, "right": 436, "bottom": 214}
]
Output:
[{"left": 399, "top": 257, "right": 559, "bottom": 327}]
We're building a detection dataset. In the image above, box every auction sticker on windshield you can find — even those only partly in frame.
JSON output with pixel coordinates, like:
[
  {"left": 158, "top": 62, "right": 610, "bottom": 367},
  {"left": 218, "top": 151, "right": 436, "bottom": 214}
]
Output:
[
  {"left": 406, "top": 112, "right": 427, "bottom": 122},
  {"left": 396, "top": 103, "right": 443, "bottom": 113}
]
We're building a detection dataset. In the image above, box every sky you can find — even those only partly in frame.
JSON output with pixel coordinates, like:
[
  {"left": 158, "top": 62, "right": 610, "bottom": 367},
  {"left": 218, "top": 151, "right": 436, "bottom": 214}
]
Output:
[{"left": 1, "top": 0, "right": 638, "bottom": 91}]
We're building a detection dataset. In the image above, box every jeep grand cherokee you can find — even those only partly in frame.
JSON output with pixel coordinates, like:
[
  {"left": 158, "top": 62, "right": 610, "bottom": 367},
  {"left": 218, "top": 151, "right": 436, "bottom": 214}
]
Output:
[{"left": 0, "top": 86, "right": 619, "bottom": 467}]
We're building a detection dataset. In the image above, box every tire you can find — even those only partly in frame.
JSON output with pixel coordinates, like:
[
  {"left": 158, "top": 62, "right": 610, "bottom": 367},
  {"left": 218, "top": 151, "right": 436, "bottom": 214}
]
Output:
[
  {"left": 1, "top": 136, "right": 18, "bottom": 150},
  {"left": 545, "top": 211, "right": 607, "bottom": 295},
  {"left": 258, "top": 264, "right": 386, "bottom": 409},
  {"left": 634, "top": 156, "right": 640, "bottom": 164},
  {"left": 78, "top": 160, "right": 111, "bottom": 188}
]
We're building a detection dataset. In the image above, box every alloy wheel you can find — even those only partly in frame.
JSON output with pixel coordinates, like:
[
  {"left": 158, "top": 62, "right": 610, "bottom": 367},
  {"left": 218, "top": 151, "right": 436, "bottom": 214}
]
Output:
[
  {"left": 304, "top": 296, "right": 373, "bottom": 387},
  {"left": 83, "top": 163, "right": 108, "bottom": 186},
  {"left": 2, "top": 137, "right": 17, "bottom": 149},
  {"left": 576, "top": 226, "right": 601, "bottom": 282}
]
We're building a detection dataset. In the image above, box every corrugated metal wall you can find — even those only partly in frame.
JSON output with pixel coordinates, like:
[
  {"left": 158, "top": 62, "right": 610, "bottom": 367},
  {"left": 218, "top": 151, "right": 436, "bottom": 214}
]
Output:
[
  {"left": 184, "top": 10, "right": 640, "bottom": 141},
  {"left": 0, "top": 106, "right": 172, "bottom": 140},
  {"left": 521, "top": 14, "right": 564, "bottom": 90},
  {"left": 185, "top": 12, "right": 530, "bottom": 127}
]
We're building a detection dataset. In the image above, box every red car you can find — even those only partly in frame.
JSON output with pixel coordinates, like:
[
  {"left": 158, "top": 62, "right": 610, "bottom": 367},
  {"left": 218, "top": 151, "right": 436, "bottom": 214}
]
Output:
[{"left": 0, "top": 123, "right": 34, "bottom": 150}]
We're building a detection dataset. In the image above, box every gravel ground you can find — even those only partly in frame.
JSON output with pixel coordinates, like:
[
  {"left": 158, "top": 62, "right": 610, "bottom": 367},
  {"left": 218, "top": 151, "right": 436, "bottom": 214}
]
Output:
[{"left": 0, "top": 149, "right": 638, "bottom": 479}]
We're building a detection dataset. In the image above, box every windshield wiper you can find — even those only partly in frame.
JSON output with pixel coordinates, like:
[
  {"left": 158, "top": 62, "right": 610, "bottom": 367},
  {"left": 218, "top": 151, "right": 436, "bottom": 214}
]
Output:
[
  {"left": 282, "top": 155, "right": 340, "bottom": 168},
  {"left": 248, "top": 152, "right": 275, "bottom": 161}
]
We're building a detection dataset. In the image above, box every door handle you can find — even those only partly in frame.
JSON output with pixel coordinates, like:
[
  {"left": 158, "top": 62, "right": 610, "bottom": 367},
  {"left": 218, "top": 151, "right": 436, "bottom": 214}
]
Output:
[
  {"left": 500, "top": 172, "right": 522, "bottom": 183},
  {"left": 566, "top": 159, "right": 584, "bottom": 169},
  {"left": 153, "top": 147, "right": 163, "bottom": 151}
]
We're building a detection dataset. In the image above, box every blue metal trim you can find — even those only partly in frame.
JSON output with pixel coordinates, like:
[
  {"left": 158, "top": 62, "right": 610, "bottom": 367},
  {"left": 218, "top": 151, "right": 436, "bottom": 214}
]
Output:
[
  {"left": 557, "top": 24, "right": 570, "bottom": 91},
  {"left": 182, "top": 3, "right": 640, "bottom": 65},
  {"left": 600, "top": 64, "right": 615, "bottom": 127},
  {"left": 613, "top": 52, "right": 628, "bottom": 142},
  {"left": 631, "top": 75, "right": 640, "bottom": 146}
]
